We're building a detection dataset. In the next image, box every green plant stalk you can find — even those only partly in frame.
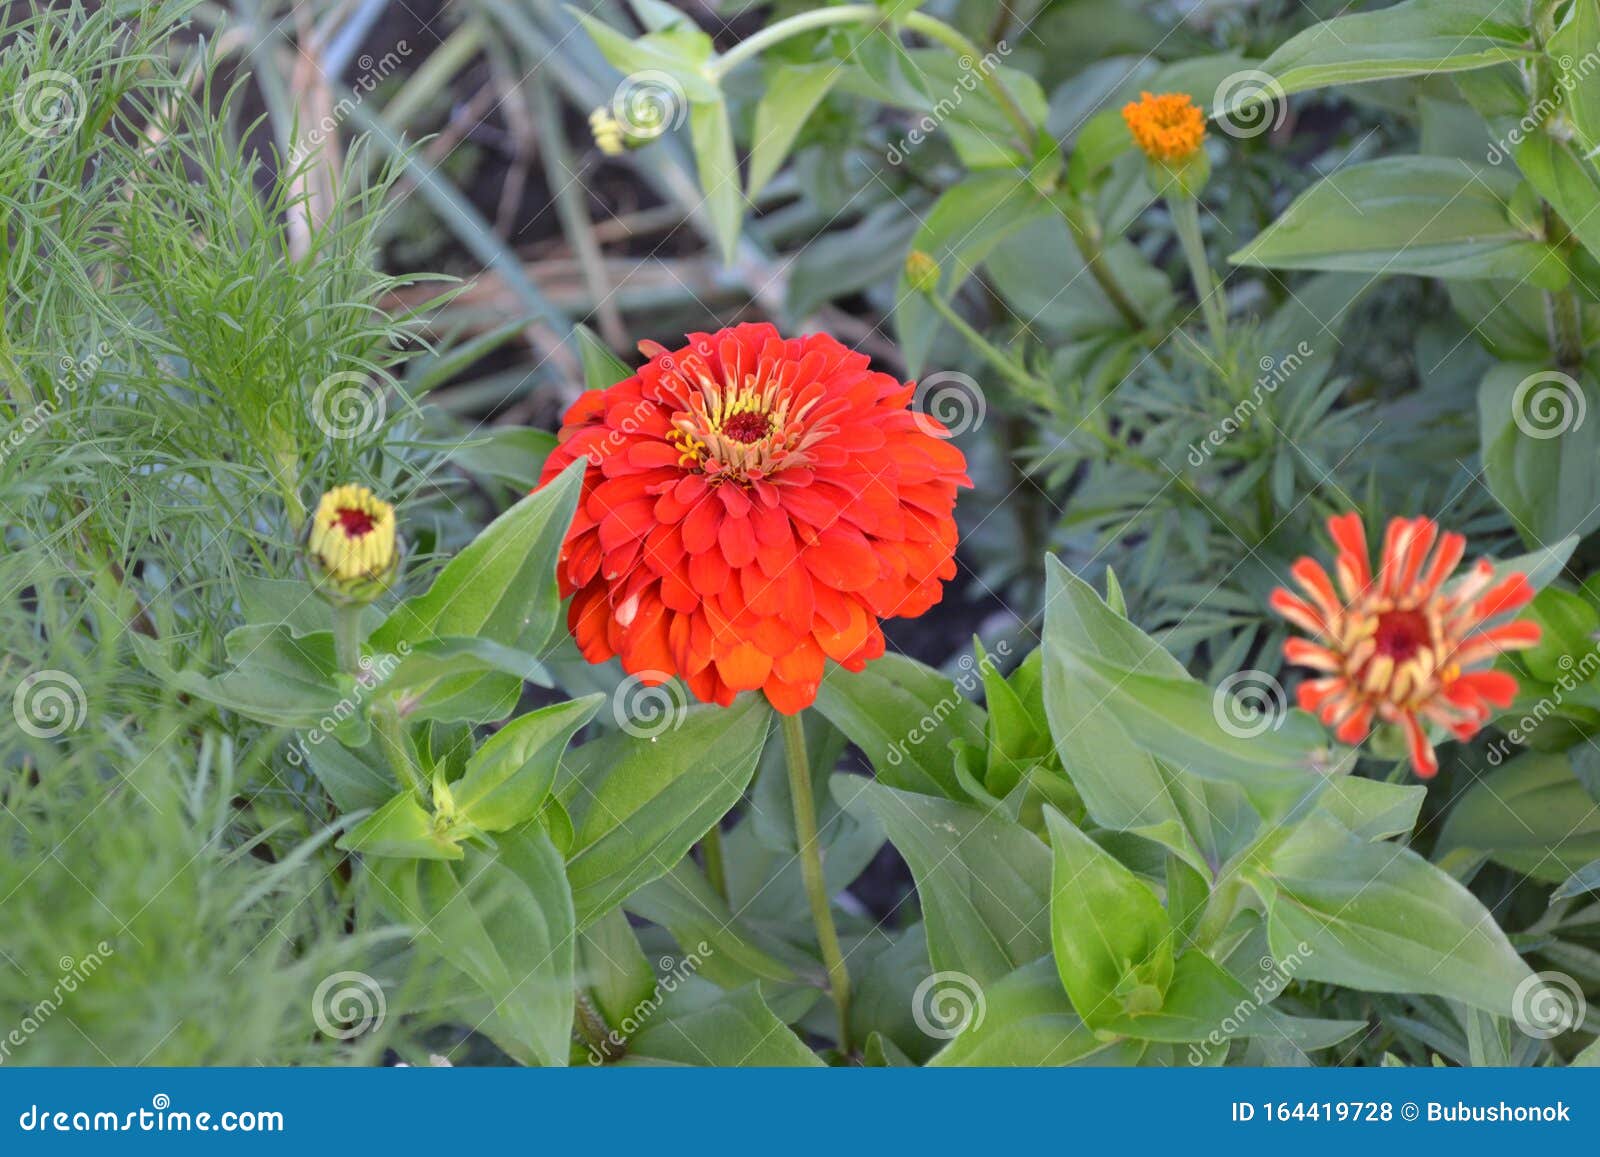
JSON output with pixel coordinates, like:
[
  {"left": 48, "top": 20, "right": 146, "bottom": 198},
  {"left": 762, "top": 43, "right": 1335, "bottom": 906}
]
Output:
[
  {"left": 332, "top": 603, "right": 365, "bottom": 675},
  {"left": 781, "top": 711, "right": 852, "bottom": 1055},
  {"left": 924, "top": 292, "right": 1056, "bottom": 411},
  {"left": 373, "top": 702, "right": 425, "bottom": 801},
  {"left": 573, "top": 990, "right": 618, "bottom": 1062},
  {"left": 702, "top": 823, "right": 729, "bottom": 902},
  {"left": 1167, "top": 194, "right": 1227, "bottom": 355},
  {"left": 1057, "top": 197, "right": 1148, "bottom": 334}
]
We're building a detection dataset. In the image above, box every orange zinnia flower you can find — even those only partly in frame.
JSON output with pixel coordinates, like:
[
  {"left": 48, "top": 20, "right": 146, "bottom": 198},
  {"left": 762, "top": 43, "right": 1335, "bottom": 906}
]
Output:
[
  {"left": 1122, "top": 91, "right": 1206, "bottom": 163},
  {"left": 1271, "top": 513, "right": 1541, "bottom": 778},
  {"left": 535, "top": 324, "right": 971, "bottom": 713}
]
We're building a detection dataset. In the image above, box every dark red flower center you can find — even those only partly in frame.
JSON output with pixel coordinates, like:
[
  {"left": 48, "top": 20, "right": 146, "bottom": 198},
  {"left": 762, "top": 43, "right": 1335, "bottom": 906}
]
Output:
[
  {"left": 334, "top": 507, "right": 376, "bottom": 538},
  {"left": 721, "top": 411, "right": 771, "bottom": 444},
  {"left": 1373, "top": 609, "right": 1430, "bottom": 662}
]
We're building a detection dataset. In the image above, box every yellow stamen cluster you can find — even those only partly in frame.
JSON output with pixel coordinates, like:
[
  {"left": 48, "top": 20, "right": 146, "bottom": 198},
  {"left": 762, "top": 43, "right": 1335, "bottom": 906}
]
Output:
[
  {"left": 308, "top": 484, "right": 397, "bottom": 585},
  {"left": 590, "top": 107, "right": 626, "bottom": 156},
  {"left": 1122, "top": 91, "right": 1207, "bottom": 162},
  {"left": 664, "top": 364, "right": 829, "bottom": 482}
]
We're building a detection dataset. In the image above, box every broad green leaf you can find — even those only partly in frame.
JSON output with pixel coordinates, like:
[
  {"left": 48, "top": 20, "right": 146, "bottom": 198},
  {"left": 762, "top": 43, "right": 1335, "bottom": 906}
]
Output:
[
  {"left": 1045, "top": 808, "right": 1173, "bottom": 1027},
  {"left": 572, "top": 14, "right": 719, "bottom": 103},
  {"left": 747, "top": 62, "right": 840, "bottom": 200},
  {"left": 133, "top": 627, "right": 351, "bottom": 733},
  {"left": 1227, "top": 0, "right": 1530, "bottom": 109},
  {"left": 339, "top": 792, "right": 462, "bottom": 861},
  {"left": 1243, "top": 814, "right": 1533, "bottom": 1015},
  {"left": 372, "top": 823, "right": 575, "bottom": 1065},
  {"left": 623, "top": 980, "right": 822, "bottom": 1067},
  {"left": 1479, "top": 361, "right": 1600, "bottom": 546},
  {"left": 446, "top": 426, "right": 557, "bottom": 492},
  {"left": 812, "top": 653, "right": 985, "bottom": 799},
  {"left": 561, "top": 696, "right": 771, "bottom": 928},
  {"left": 578, "top": 907, "right": 659, "bottom": 1031},
  {"left": 453, "top": 695, "right": 603, "bottom": 832},
  {"left": 1437, "top": 751, "right": 1600, "bottom": 882},
  {"left": 690, "top": 99, "right": 743, "bottom": 266},
  {"left": 624, "top": 862, "right": 805, "bottom": 987},
  {"left": 847, "top": 780, "right": 1051, "bottom": 985},
  {"left": 926, "top": 958, "right": 1144, "bottom": 1066},
  {"left": 1515, "top": 130, "right": 1600, "bottom": 267},
  {"left": 1231, "top": 158, "right": 1567, "bottom": 288},
  {"left": 1550, "top": 0, "right": 1600, "bottom": 153}
]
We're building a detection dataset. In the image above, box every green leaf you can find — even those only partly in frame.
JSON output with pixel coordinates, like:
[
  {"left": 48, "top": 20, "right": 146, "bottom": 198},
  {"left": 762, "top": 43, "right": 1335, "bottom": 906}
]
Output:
[
  {"left": 1227, "top": 0, "right": 1530, "bottom": 109},
  {"left": 1243, "top": 814, "right": 1533, "bottom": 1015},
  {"left": 1438, "top": 751, "right": 1600, "bottom": 882},
  {"left": 1480, "top": 361, "right": 1600, "bottom": 546},
  {"left": 812, "top": 653, "right": 985, "bottom": 799},
  {"left": 847, "top": 780, "right": 1051, "bottom": 985},
  {"left": 690, "top": 99, "right": 743, "bottom": 266},
  {"left": 453, "top": 696, "right": 603, "bottom": 832},
  {"left": 1515, "top": 130, "right": 1600, "bottom": 267},
  {"left": 624, "top": 863, "right": 805, "bottom": 988},
  {"left": 133, "top": 627, "right": 352, "bottom": 733},
  {"left": 561, "top": 696, "right": 771, "bottom": 928},
  {"left": 576, "top": 324, "right": 633, "bottom": 391},
  {"left": 746, "top": 62, "right": 840, "bottom": 200},
  {"left": 926, "top": 958, "right": 1144, "bottom": 1066},
  {"left": 372, "top": 823, "right": 575, "bottom": 1065},
  {"left": 571, "top": 13, "right": 719, "bottom": 103},
  {"left": 624, "top": 980, "right": 823, "bottom": 1067},
  {"left": 339, "top": 791, "right": 462, "bottom": 861},
  {"left": 1044, "top": 808, "right": 1174, "bottom": 1028},
  {"left": 1553, "top": 857, "right": 1600, "bottom": 901},
  {"left": 1549, "top": 0, "right": 1600, "bottom": 153},
  {"left": 578, "top": 907, "right": 659, "bottom": 1031},
  {"left": 1231, "top": 158, "right": 1567, "bottom": 288}
]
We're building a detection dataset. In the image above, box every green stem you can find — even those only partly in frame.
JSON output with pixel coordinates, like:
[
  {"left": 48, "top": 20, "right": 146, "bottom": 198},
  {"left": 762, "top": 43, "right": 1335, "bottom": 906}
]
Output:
[
  {"left": 573, "top": 991, "right": 619, "bottom": 1064},
  {"left": 373, "top": 702, "right": 425, "bottom": 801},
  {"left": 707, "top": 4, "right": 878, "bottom": 79},
  {"left": 781, "top": 711, "right": 852, "bottom": 1055},
  {"left": 1168, "top": 193, "right": 1227, "bottom": 355},
  {"left": 900, "top": 12, "right": 1037, "bottom": 153},
  {"left": 924, "top": 292, "right": 1055, "bottom": 410},
  {"left": 1057, "top": 196, "right": 1148, "bottom": 334},
  {"left": 702, "top": 823, "right": 729, "bottom": 902},
  {"left": 332, "top": 603, "right": 365, "bottom": 675}
]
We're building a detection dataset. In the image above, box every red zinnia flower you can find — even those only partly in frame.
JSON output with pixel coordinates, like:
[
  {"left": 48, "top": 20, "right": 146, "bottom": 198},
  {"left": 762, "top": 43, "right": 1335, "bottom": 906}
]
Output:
[
  {"left": 1270, "top": 513, "right": 1541, "bottom": 778},
  {"left": 535, "top": 323, "right": 971, "bottom": 713}
]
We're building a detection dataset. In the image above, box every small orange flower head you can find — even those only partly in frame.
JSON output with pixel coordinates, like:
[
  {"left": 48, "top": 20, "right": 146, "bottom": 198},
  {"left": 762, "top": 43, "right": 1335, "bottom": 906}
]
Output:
[
  {"left": 1271, "top": 513, "right": 1541, "bottom": 779},
  {"left": 1122, "top": 91, "right": 1207, "bottom": 163},
  {"left": 536, "top": 324, "right": 972, "bottom": 714}
]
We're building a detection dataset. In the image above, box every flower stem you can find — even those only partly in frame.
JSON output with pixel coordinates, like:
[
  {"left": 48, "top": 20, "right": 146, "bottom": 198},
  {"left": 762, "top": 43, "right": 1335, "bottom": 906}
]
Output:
[
  {"left": 781, "top": 711, "right": 852, "bottom": 1054},
  {"left": 1057, "top": 196, "right": 1148, "bottom": 334},
  {"left": 701, "top": 823, "right": 729, "bottom": 902},
  {"left": 707, "top": 4, "right": 878, "bottom": 79},
  {"left": 1168, "top": 193, "right": 1227, "bottom": 354},
  {"left": 331, "top": 602, "right": 365, "bottom": 675},
  {"left": 373, "top": 702, "right": 425, "bottom": 801}
]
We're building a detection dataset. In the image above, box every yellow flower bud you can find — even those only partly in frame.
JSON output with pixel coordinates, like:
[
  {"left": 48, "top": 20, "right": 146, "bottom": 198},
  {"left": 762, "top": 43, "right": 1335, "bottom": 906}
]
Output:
[
  {"left": 905, "top": 250, "right": 942, "bottom": 295},
  {"left": 307, "top": 484, "right": 398, "bottom": 603},
  {"left": 589, "top": 107, "right": 627, "bottom": 157}
]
